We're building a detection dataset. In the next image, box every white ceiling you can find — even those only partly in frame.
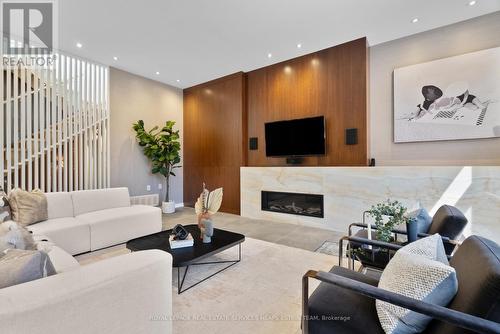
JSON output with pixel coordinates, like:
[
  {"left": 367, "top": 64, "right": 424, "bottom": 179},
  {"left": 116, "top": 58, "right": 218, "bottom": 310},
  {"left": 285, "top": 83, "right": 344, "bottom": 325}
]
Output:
[{"left": 59, "top": 0, "right": 500, "bottom": 89}]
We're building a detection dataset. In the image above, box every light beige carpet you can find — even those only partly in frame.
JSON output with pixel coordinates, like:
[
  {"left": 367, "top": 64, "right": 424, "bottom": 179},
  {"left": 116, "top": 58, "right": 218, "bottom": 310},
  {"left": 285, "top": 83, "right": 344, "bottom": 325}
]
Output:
[{"left": 76, "top": 237, "right": 341, "bottom": 334}]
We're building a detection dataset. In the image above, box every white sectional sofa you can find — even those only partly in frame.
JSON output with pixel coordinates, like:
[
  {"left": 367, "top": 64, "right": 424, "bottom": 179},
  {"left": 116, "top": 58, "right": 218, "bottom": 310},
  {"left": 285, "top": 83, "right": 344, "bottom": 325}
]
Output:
[
  {"left": 28, "top": 187, "right": 162, "bottom": 255},
  {"left": 0, "top": 187, "right": 172, "bottom": 334}
]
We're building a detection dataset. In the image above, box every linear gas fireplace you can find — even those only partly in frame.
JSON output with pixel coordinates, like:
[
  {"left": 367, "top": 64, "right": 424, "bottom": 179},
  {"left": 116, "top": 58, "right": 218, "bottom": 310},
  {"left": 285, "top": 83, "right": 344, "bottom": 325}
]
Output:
[{"left": 261, "top": 191, "right": 324, "bottom": 218}]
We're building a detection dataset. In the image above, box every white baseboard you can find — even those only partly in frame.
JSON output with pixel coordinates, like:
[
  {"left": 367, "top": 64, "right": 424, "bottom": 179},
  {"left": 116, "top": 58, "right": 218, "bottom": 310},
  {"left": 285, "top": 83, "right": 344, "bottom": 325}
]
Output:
[{"left": 175, "top": 202, "right": 184, "bottom": 208}]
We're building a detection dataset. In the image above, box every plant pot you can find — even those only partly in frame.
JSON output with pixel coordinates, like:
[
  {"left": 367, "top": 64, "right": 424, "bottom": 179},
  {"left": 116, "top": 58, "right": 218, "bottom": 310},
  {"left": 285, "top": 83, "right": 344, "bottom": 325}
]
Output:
[
  {"left": 406, "top": 221, "right": 418, "bottom": 243},
  {"left": 162, "top": 201, "right": 176, "bottom": 214}
]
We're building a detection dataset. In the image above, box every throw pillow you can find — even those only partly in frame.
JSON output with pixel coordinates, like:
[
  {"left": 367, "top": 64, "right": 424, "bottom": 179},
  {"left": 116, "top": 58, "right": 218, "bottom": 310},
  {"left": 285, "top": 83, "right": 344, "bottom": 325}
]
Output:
[
  {"left": 8, "top": 189, "right": 48, "bottom": 227},
  {"left": 406, "top": 208, "right": 432, "bottom": 234},
  {"left": 0, "top": 189, "right": 11, "bottom": 223},
  {"left": 0, "top": 249, "right": 56, "bottom": 289},
  {"left": 0, "top": 221, "right": 37, "bottom": 252},
  {"left": 376, "top": 234, "right": 458, "bottom": 334}
]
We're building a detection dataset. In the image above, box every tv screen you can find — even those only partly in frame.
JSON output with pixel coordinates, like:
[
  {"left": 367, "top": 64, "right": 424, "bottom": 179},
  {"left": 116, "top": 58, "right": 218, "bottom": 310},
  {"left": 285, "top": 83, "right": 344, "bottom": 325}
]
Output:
[{"left": 265, "top": 116, "right": 326, "bottom": 157}]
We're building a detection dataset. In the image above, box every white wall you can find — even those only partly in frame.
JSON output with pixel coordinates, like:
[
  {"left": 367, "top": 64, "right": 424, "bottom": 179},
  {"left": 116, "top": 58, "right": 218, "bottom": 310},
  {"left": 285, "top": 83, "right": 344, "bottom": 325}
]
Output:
[
  {"left": 370, "top": 11, "right": 500, "bottom": 166},
  {"left": 109, "top": 68, "right": 183, "bottom": 203}
]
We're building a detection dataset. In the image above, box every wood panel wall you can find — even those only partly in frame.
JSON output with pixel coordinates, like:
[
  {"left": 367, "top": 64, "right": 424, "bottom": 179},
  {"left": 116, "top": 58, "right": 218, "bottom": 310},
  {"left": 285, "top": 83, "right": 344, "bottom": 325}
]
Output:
[
  {"left": 247, "top": 37, "right": 369, "bottom": 166},
  {"left": 183, "top": 38, "right": 368, "bottom": 214},
  {"left": 183, "top": 73, "right": 247, "bottom": 214}
]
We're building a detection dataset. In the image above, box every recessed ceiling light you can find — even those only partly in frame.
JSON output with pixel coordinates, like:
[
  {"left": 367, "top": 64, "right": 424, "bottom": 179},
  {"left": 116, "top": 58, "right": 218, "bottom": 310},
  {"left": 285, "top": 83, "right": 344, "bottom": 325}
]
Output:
[
  {"left": 468, "top": 0, "right": 477, "bottom": 6},
  {"left": 113, "top": 56, "right": 118, "bottom": 61},
  {"left": 267, "top": 53, "right": 272, "bottom": 58},
  {"left": 411, "top": 18, "right": 419, "bottom": 23},
  {"left": 155, "top": 71, "right": 160, "bottom": 75},
  {"left": 76, "top": 42, "right": 83, "bottom": 48},
  {"left": 297, "top": 43, "right": 302, "bottom": 49},
  {"left": 176, "top": 79, "right": 180, "bottom": 83}
]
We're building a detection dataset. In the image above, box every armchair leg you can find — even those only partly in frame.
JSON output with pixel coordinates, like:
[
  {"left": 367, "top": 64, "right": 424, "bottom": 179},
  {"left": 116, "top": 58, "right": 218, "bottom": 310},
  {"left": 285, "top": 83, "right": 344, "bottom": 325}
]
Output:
[{"left": 302, "top": 270, "right": 318, "bottom": 334}]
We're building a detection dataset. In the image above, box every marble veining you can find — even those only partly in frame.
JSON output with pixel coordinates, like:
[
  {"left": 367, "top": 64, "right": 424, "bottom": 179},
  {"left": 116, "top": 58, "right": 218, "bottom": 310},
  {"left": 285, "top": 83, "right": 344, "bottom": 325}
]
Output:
[{"left": 241, "top": 167, "right": 500, "bottom": 243}]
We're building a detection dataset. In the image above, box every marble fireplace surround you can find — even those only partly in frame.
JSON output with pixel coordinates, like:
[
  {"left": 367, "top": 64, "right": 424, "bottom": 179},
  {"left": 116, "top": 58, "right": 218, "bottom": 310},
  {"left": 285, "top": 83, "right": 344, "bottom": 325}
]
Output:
[{"left": 240, "top": 166, "right": 500, "bottom": 243}]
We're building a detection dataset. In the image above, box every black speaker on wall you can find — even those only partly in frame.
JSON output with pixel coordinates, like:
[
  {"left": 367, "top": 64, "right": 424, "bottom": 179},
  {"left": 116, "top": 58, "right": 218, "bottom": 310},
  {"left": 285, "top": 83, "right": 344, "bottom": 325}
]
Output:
[
  {"left": 249, "top": 137, "right": 258, "bottom": 150},
  {"left": 345, "top": 128, "right": 358, "bottom": 145}
]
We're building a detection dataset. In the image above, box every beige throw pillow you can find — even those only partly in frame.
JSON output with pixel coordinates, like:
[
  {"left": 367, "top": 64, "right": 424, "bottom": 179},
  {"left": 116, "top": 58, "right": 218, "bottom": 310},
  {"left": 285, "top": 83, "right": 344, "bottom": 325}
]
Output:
[
  {"left": 8, "top": 189, "right": 48, "bottom": 227},
  {"left": 0, "top": 249, "right": 56, "bottom": 289},
  {"left": 376, "top": 235, "right": 458, "bottom": 334}
]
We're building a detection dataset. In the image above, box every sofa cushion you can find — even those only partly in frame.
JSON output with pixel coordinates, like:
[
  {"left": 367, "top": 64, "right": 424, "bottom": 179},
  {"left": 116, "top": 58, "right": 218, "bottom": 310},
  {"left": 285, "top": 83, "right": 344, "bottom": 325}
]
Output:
[
  {"left": 376, "top": 235, "right": 458, "bottom": 334},
  {"left": 425, "top": 236, "right": 500, "bottom": 334},
  {"left": 428, "top": 205, "right": 467, "bottom": 240},
  {"left": 0, "top": 249, "right": 56, "bottom": 289},
  {"left": 308, "top": 266, "right": 384, "bottom": 334},
  {"left": 71, "top": 187, "right": 131, "bottom": 216},
  {"left": 45, "top": 192, "right": 74, "bottom": 219},
  {"left": 77, "top": 205, "right": 162, "bottom": 251},
  {"left": 28, "top": 218, "right": 91, "bottom": 255},
  {"left": 8, "top": 189, "right": 48, "bottom": 227}
]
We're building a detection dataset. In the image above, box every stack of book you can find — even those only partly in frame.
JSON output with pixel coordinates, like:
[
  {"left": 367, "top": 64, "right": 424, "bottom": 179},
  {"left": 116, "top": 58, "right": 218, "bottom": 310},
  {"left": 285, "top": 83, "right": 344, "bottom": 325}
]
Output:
[{"left": 169, "top": 233, "right": 194, "bottom": 249}]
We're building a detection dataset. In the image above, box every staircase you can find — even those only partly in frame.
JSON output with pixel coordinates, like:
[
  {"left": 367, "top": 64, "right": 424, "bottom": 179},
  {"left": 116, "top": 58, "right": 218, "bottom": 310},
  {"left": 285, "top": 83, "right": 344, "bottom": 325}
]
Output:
[{"left": 1, "top": 52, "right": 110, "bottom": 193}]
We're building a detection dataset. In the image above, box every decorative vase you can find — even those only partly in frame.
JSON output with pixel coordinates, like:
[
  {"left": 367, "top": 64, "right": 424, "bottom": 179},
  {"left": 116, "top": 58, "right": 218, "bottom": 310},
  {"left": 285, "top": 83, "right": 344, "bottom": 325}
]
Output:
[
  {"left": 406, "top": 221, "right": 418, "bottom": 243},
  {"left": 162, "top": 201, "right": 176, "bottom": 214},
  {"left": 199, "top": 218, "right": 214, "bottom": 243}
]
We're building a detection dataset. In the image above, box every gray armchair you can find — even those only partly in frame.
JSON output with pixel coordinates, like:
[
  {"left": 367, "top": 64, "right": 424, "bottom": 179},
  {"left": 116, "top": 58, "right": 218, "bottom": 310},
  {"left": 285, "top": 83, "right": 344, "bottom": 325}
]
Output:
[
  {"left": 302, "top": 235, "right": 500, "bottom": 334},
  {"left": 343, "top": 205, "right": 468, "bottom": 270}
]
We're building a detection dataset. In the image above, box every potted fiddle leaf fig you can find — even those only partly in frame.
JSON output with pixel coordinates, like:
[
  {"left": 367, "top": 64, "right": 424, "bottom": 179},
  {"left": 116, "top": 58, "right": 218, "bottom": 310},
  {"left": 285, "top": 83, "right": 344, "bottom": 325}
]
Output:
[{"left": 132, "top": 120, "right": 181, "bottom": 214}]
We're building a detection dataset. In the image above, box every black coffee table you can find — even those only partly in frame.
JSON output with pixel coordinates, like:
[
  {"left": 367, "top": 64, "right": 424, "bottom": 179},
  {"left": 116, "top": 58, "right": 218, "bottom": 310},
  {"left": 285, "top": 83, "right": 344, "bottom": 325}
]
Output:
[{"left": 126, "top": 224, "right": 245, "bottom": 294}]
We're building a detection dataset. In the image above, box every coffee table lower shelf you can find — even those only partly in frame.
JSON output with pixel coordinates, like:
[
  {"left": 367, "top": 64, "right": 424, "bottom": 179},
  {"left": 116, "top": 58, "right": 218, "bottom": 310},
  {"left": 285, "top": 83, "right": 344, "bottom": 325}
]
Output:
[{"left": 176, "top": 243, "right": 241, "bottom": 294}]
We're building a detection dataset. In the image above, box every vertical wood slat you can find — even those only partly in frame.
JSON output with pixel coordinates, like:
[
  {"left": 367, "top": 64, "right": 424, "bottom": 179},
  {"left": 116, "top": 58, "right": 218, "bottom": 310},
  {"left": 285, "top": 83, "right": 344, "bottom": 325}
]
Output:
[
  {"left": 33, "top": 61, "right": 39, "bottom": 190},
  {"left": 83, "top": 61, "right": 89, "bottom": 190},
  {"left": 13, "top": 66, "right": 19, "bottom": 189},
  {"left": 27, "top": 66, "right": 33, "bottom": 190},
  {"left": 92, "top": 64, "right": 97, "bottom": 189},
  {"left": 97, "top": 66, "right": 103, "bottom": 189},
  {"left": 87, "top": 64, "right": 94, "bottom": 189},
  {"left": 105, "top": 68, "right": 110, "bottom": 187},
  {"left": 50, "top": 54, "right": 56, "bottom": 192},
  {"left": 68, "top": 58, "right": 74, "bottom": 191},
  {"left": 20, "top": 66, "right": 26, "bottom": 189},
  {"left": 6, "top": 67, "right": 12, "bottom": 191},
  {"left": 62, "top": 55, "right": 68, "bottom": 191},
  {"left": 77, "top": 60, "right": 83, "bottom": 190},
  {"left": 57, "top": 55, "right": 63, "bottom": 191},
  {"left": 46, "top": 58, "right": 52, "bottom": 192},
  {"left": 39, "top": 61, "right": 45, "bottom": 192},
  {"left": 101, "top": 67, "right": 106, "bottom": 187}
]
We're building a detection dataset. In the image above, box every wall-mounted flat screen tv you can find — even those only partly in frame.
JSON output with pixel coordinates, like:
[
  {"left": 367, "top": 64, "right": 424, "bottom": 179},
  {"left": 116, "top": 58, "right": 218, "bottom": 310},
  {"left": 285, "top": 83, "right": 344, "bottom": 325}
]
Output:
[{"left": 265, "top": 116, "right": 326, "bottom": 157}]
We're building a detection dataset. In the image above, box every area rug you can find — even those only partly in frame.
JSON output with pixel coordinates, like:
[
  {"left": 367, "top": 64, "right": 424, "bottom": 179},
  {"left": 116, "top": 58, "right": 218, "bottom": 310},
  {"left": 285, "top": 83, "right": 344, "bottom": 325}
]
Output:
[
  {"left": 76, "top": 238, "right": 339, "bottom": 334},
  {"left": 314, "top": 240, "right": 341, "bottom": 256}
]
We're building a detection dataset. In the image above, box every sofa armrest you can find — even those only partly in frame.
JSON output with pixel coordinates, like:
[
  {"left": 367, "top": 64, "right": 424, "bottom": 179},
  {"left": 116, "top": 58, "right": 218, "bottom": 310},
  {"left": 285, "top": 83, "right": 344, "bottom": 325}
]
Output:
[
  {"left": 0, "top": 250, "right": 173, "bottom": 334},
  {"left": 302, "top": 270, "right": 500, "bottom": 334}
]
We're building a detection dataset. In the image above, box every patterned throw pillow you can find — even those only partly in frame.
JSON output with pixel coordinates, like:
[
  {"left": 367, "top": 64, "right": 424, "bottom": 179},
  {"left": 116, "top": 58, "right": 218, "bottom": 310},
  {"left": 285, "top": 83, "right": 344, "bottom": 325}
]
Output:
[
  {"left": 0, "top": 249, "right": 56, "bottom": 289},
  {"left": 8, "top": 189, "right": 48, "bottom": 227},
  {"left": 376, "top": 234, "right": 458, "bottom": 334}
]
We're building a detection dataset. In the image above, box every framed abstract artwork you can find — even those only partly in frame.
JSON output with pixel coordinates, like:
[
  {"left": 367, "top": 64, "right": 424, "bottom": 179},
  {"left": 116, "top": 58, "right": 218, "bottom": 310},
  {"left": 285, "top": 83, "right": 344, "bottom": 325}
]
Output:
[{"left": 394, "top": 46, "right": 500, "bottom": 143}]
